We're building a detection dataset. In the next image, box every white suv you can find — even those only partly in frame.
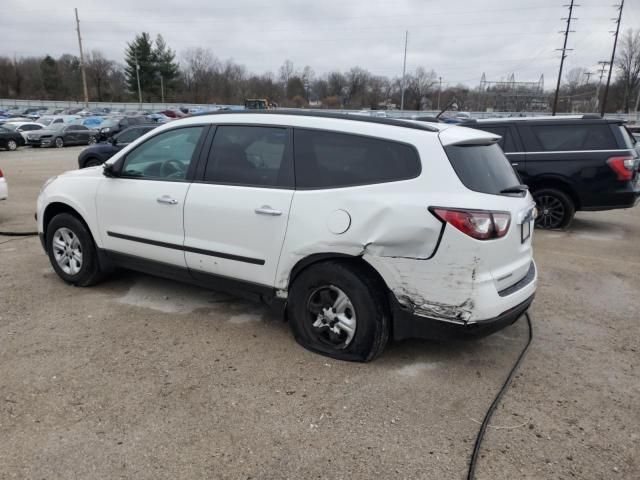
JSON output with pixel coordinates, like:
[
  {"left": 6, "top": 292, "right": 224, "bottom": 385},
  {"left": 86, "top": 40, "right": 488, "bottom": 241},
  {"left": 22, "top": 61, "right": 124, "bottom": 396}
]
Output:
[{"left": 37, "top": 112, "right": 537, "bottom": 362}]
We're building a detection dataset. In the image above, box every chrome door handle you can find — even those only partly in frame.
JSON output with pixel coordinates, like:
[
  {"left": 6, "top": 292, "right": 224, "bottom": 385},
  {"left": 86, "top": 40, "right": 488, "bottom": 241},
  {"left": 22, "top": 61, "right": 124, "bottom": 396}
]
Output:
[
  {"left": 255, "top": 205, "right": 282, "bottom": 216},
  {"left": 511, "top": 162, "right": 519, "bottom": 166},
  {"left": 157, "top": 195, "right": 178, "bottom": 205}
]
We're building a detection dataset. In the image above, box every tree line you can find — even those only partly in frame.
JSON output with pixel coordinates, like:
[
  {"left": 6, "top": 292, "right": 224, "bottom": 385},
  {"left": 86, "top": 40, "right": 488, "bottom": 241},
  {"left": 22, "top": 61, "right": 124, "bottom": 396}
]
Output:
[{"left": 0, "top": 30, "right": 639, "bottom": 113}]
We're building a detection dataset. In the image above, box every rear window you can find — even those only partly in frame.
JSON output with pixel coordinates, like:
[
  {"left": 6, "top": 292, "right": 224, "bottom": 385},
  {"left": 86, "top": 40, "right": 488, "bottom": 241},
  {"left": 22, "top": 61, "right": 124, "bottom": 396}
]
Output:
[
  {"left": 294, "top": 129, "right": 420, "bottom": 189},
  {"left": 445, "top": 143, "right": 520, "bottom": 195},
  {"left": 529, "top": 124, "right": 616, "bottom": 151}
]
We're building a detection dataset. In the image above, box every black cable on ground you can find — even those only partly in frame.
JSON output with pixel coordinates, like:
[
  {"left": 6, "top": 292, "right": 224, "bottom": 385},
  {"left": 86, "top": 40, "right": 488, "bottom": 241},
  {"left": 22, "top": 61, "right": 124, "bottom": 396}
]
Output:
[
  {"left": 466, "top": 312, "right": 533, "bottom": 480},
  {"left": 0, "top": 231, "right": 38, "bottom": 236}
]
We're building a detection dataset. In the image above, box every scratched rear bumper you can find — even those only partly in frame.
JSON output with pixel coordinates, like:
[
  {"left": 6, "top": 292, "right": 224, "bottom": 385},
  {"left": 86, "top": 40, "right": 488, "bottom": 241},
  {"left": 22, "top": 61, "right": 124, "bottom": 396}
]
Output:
[{"left": 391, "top": 294, "right": 534, "bottom": 341}]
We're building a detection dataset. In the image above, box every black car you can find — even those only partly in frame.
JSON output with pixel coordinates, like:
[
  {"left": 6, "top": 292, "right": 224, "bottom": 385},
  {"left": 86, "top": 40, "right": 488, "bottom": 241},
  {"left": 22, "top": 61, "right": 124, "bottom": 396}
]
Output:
[
  {"left": 98, "top": 116, "right": 153, "bottom": 141},
  {"left": 78, "top": 125, "right": 157, "bottom": 168},
  {"left": 463, "top": 115, "right": 640, "bottom": 229},
  {"left": 0, "top": 125, "right": 26, "bottom": 151},
  {"left": 25, "top": 124, "right": 99, "bottom": 148}
]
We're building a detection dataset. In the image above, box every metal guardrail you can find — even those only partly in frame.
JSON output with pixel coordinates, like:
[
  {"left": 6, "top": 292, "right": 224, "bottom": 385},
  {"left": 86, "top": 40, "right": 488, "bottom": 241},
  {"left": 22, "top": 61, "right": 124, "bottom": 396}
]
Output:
[{"left": 1, "top": 98, "right": 638, "bottom": 123}]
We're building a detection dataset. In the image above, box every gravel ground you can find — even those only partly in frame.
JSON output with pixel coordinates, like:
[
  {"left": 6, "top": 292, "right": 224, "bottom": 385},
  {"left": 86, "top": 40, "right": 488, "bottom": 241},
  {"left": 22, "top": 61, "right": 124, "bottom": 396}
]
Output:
[{"left": 0, "top": 146, "right": 638, "bottom": 479}]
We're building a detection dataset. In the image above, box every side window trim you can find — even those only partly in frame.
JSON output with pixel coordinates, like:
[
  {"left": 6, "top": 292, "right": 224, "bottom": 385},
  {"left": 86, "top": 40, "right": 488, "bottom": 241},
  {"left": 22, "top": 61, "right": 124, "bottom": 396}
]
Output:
[
  {"left": 116, "top": 124, "right": 210, "bottom": 182},
  {"left": 195, "top": 123, "right": 294, "bottom": 190}
]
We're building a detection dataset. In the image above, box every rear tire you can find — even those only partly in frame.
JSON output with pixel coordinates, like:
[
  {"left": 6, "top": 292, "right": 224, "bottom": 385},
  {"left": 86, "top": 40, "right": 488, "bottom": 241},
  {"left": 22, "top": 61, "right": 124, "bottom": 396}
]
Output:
[
  {"left": 46, "top": 213, "right": 105, "bottom": 287},
  {"left": 54, "top": 137, "right": 64, "bottom": 148},
  {"left": 288, "top": 261, "right": 390, "bottom": 362},
  {"left": 88, "top": 136, "right": 97, "bottom": 145},
  {"left": 6, "top": 139, "right": 17, "bottom": 151},
  {"left": 533, "top": 188, "right": 575, "bottom": 229}
]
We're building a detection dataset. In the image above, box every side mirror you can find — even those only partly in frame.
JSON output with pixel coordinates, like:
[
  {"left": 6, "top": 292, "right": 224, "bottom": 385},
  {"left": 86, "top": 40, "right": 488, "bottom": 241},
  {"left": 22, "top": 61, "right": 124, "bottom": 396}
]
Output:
[
  {"left": 103, "top": 162, "right": 119, "bottom": 178},
  {"left": 110, "top": 137, "right": 118, "bottom": 146}
]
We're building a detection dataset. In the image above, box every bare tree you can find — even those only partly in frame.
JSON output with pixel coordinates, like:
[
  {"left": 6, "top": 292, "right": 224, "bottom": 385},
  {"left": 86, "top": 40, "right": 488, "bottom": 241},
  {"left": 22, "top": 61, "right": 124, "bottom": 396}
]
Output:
[
  {"left": 181, "top": 47, "right": 219, "bottom": 103},
  {"left": 616, "top": 29, "right": 640, "bottom": 112},
  {"left": 86, "top": 50, "right": 115, "bottom": 101},
  {"left": 279, "top": 59, "right": 294, "bottom": 96},
  {"left": 407, "top": 67, "right": 437, "bottom": 110}
]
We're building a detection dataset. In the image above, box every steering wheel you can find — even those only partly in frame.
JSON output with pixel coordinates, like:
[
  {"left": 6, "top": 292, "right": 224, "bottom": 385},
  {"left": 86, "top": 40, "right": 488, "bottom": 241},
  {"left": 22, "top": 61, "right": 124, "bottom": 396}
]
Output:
[{"left": 160, "top": 159, "right": 186, "bottom": 179}]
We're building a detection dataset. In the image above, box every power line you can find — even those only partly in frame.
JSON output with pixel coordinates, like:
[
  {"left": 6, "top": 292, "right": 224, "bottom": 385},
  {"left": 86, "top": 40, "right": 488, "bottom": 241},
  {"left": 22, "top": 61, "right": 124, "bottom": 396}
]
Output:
[
  {"left": 600, "top": 0, "right": 624, "bottom": 116},
  {"left": 552, "top": 1, "right": 579, "bottom": 115}
]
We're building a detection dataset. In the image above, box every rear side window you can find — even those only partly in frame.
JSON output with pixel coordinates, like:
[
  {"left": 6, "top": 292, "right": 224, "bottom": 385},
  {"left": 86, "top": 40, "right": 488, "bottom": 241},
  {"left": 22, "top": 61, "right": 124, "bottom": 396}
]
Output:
[
  {"left": 445, "top": 143, "right": 520, "bottom": 195},
  {"left": 294, "top": 129, "right": 420, "bottom": 188},
  {"left": 204, "top": 126, "right": 291, "bottom": 187},
  {"left": 530, "top": 124, "right": 616, "bottom": 151}
]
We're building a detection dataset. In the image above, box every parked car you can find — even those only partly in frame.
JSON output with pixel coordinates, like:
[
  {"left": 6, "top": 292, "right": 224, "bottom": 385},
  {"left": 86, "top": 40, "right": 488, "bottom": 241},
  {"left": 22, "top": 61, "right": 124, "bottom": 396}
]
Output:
[
  {"left": 98, "top": 116, "right": 154, "bottom": 141},
  {"left": 25, "top": 123, "right": 98, "bottom": 148},
  {"left": 2, "top": 121, "right": 45, "bottom": 140},
  {"left": 37, "top": 115, "right": 81, "bottom": 127},
  {"left": 0, "top": 168, "right": 7, "bottom": 200},
  {"left": 78, "top": 125, "right": 157, "bottom": 168},
  {"left": 0, "top": 125, "right": 26, "bottom": 151},
  {"left": 462, "top": 115, "right": 640, "bottom": 229},
  {"left": 37, "top": 111, "right": 537, "bottom": 361}
]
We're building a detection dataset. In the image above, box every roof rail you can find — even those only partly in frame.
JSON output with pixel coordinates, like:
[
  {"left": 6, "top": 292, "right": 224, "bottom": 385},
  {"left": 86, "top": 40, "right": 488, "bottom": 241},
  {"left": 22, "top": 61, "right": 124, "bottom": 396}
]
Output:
[
  {"left": 581, "top": 114, "right": 603, "bottom": 119},
  {"left": 188, "top": 109, "right": 440, "bottom": 132}
]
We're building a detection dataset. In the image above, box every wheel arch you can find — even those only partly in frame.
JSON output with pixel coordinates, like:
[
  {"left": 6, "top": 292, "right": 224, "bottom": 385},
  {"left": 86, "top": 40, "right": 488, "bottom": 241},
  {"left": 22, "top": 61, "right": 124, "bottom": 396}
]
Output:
[
  {"left": 527, "top": 176, "right": 581, "bottom": 210},
  {"left": 43, "top": 202, "right": 92, "bottom": 242}
]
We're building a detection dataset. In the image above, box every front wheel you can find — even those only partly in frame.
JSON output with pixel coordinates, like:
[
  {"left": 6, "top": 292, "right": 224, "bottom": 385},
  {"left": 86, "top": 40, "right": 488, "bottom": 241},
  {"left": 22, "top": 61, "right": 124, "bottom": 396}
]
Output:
[
  {"left": 54, "top": 137, "right": 64, "bottom": 148},
  {"left": 288, "top": 261, "right": 389, "bottom": 362},
  {"left": 83, "top": 158, "right": 102, "bottom": 168},
  {"left": 6, "top": 139, "right": 17, "bottom": 151},
  {"left": 533, "top": 188, "right": 575, "bottom": 229},
  {"left": 46, "top": 213, "right": 105, "bottom": 286}
]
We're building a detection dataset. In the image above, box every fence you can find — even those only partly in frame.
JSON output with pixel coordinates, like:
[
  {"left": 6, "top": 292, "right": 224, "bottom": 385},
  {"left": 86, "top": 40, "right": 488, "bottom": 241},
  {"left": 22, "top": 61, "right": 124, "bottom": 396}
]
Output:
[{"left": 1, "top": 98, "right": 639, "bottom": 123}]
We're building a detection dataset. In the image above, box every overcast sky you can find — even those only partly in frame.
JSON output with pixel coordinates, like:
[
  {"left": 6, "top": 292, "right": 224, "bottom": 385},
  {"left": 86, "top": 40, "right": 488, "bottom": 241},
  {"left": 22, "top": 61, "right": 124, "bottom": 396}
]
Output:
[{"left": 3, "top": 0, "right": 640, "bottom": 87}]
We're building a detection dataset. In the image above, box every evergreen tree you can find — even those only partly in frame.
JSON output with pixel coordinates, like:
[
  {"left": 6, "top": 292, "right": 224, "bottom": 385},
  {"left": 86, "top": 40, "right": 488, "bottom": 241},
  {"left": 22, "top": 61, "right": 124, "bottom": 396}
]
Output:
[
  {"left": 40, "top": 55, "right": 59, "bottom": 99},
  {"left": 124, "top": 32, "right": 179, "bottom": 102},
  {"left": 124, "top": 33, "right": 155, "bottom": 101}
]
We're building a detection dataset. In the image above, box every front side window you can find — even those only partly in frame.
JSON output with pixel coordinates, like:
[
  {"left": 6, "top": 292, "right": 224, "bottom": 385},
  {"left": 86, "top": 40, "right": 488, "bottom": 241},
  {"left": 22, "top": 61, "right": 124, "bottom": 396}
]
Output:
[
  {"left": 530, "top": 124, "right": 616, "bottom": 151},
  {"left": 294, "top": 129, "right": 420, "bottom": 188},
  {"left": 121, "top": 126, "right": 204, "bottom": 180},
  {"left": 204, "top": 126, "right": 291, "bottom": 187},
  {"left": 116, "top": 128, "right": 144, "bottom": 144}
]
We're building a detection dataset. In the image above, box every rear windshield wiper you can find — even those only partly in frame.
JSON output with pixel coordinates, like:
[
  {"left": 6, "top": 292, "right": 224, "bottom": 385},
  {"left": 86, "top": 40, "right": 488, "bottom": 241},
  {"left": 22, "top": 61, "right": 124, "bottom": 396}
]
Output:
[{"left": 500, "top": 184, "right": 529, "bottom": 194}]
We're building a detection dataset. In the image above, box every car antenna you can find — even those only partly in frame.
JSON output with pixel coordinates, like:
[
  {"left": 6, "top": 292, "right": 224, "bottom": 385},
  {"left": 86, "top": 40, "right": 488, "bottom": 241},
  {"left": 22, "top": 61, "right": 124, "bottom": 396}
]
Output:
[{"left": 436, "top": 96, "right": 459, "bottom": 119}]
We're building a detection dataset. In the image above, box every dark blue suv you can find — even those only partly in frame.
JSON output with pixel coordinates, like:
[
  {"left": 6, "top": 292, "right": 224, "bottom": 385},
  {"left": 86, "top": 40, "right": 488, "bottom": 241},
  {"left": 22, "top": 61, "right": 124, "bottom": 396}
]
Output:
[
  {"left": 78, "top": 125, "right": 157, "bottom": 168},
  {"left": 463, "top": 116, "right": 640, "bottom": 229}
]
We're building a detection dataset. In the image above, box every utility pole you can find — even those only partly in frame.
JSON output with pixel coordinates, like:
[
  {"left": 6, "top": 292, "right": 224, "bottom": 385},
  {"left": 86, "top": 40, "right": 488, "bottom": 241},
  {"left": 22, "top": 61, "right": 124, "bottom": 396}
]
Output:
[
  {"left": 583, "top": 71, "right": 593, "bottom": 85},
  {"left": 74, "top": 8, "right": 89, "bottom": 108},
  {"left": 594, "top": 61, "right": 609, "bottom": 111},
  {"left": 600, "top": 0, "right": 624, "bottom": 117},
  {"left": 552, "top": 0, "right": 578, "bottom": 116},
  {"left": 160, "top": 74, "right": 165, "bottom": 104},
  {"left": 400, "top": 30, "right": 408, "bottom": 111},
  {"left": 134, "top": 51, "right": 142, "bottom": 106},
  {"left": 437, "top": 76, "right": 442, "bottom": 110}
]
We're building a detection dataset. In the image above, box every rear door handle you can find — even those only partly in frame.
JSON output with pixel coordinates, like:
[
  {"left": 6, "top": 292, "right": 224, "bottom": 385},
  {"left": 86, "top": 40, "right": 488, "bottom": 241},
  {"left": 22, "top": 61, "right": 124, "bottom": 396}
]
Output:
[
  {"left": 255, "top": 205, "right": 282, "bottom": 216},
  {"left": 157, "top": 195, "right": 178, "bottom": 205}
]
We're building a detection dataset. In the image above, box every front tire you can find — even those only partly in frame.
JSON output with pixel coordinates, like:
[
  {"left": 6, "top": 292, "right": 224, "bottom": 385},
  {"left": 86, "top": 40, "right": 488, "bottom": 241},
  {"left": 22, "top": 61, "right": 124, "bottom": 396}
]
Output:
[
  {"left": 46, "top": 213, "right": 104, "bottom": 286},
  {"left": 83, "top": 157, "right": 102, "bottom": 168},
  {"left": 54, "top": 137, "right": 64, "bottom": 148},
  {"left": 6, "top": 139, "right": 17, "bottom": 151},
  {"left": 288, "top": 261, "right": 390, "bottom": 362},
  {"left": 533, "top": 188, "right": 575, "bottom": 229}
]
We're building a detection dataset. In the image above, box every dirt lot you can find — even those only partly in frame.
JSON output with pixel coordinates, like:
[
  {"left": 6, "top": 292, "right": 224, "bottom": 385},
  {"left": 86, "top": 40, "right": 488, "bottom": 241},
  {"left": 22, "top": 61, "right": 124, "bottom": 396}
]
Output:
[{"left": 0, "top": 146, "right": 638, "bottom": 480}]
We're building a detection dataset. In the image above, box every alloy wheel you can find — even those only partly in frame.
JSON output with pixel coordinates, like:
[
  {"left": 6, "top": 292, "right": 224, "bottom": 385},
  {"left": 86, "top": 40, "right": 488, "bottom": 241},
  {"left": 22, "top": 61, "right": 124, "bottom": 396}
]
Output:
[
  {"left": 535, "top": 194, "right": 565, "bottom": 229},
  {"left": 55, "top": 137, "right": 64, "bottom": 148},
  {"left": 52, "top": 227, "right": 83, "bottom": 275},
  {"left": 7, "top": 140, "right": 17, "bottom": 151}
]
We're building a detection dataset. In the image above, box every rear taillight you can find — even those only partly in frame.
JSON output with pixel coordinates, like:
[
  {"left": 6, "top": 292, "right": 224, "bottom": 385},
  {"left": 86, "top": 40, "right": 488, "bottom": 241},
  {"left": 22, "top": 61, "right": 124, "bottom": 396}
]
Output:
[
  {"left": 431, "top": 207, "right": 511, "bottom": 240},
  {"left": 607, "top": 156, "right": 637, "bottom": 181}
]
